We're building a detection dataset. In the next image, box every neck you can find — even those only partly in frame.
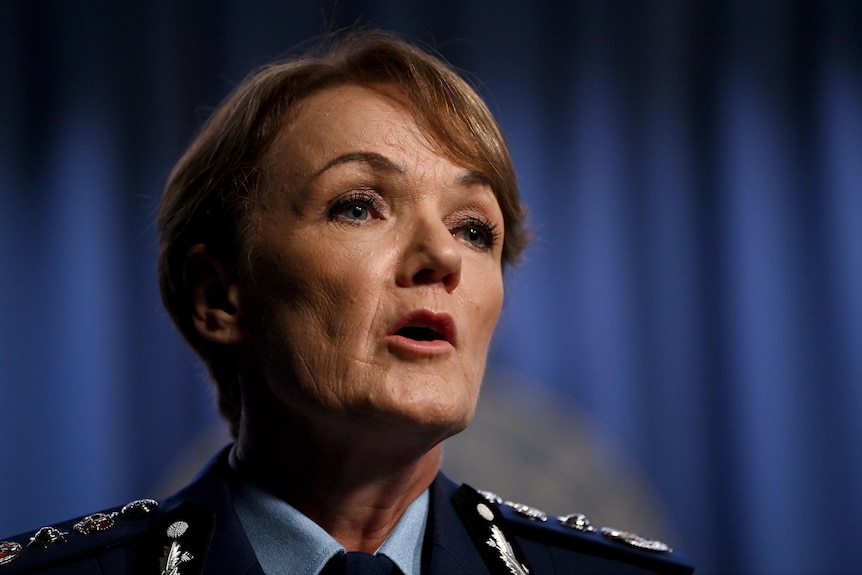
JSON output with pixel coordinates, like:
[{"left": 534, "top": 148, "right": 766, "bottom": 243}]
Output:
[{"left": 234, "top": 398, "right": 443, "bottom": 552}]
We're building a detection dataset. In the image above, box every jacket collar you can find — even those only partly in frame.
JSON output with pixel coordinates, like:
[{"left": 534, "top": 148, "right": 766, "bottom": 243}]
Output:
[
  {"left": 425, "top": 473, "right": 490, "bottom": 575},
  {"left": 161, "top": 446, "right": 263, "bottom": 575},
  {"left": 162, "top": 445, "right": 487, "bottom": 575}
]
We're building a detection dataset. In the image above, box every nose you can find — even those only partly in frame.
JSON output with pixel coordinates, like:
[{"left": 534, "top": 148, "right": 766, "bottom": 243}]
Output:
[{"left": 396, "top": 217, "right": 462, "bottom": 292}]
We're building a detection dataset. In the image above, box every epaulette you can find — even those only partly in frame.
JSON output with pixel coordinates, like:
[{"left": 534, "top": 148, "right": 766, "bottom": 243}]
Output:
[
  {"left": 0, "top": 498, "right": 213, "bottom": 574},
  {"left": 452, "top": 484, "right": 694, "bottom": 575},
  {"left": 0, "top": 498, "right": 161, "bottom": 573}
]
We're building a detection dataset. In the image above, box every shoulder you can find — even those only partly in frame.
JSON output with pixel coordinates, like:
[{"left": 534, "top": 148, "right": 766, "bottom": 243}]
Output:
[
  {"left": 450, "top": 483, "right": 695, "bottom": 575},
  {"left": 0, "top": 448, "right": 245, "bottom": 575},
  {"left": 0, "top": 498, "right": 163, "bottom": 574},
  {"left": 0, "top": 498, "right": 223, "bottom": 575}
]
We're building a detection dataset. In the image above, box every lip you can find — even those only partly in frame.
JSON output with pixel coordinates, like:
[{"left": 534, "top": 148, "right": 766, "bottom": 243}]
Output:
[{"left": 384, "top": 309, "right": 458, "bottom": 354}]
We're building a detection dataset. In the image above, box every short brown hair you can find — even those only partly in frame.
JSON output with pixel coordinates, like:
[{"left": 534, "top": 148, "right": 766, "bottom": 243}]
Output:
[{"left": 157, "top": 30, "right": 528, "bottom": 436}]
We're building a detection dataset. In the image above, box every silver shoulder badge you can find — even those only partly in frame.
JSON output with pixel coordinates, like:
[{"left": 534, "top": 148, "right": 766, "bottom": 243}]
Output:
[
  {"left": 452, "top": 485, "right": 535, "bottom": 575},
  {"left": 478, "top": 490, "right": 504, "bottom": 505},
  {"left": 601, "top": 526, "right": 673, "bottom": 553},
  {"left": 557, "top": 512, "right": 596, "bottom": 532},
  {"left": 486, "top": 522, "right": 530, "bottom": 575},
  {"left": 159, "top": 521, "right": 194, "bottom": 575},
  {"left": 504, "top": 501, "right": 548, "bottom": 522},
  {"left": 26, "top": 526, "right": 68, "bottom": 548},
  {"left": 73, "top": 511, "right": 119, "bottom": 535},
  {"left": 122, "top": 498, "right": 159, "bottom": 519},
  {"left": 0, "top": 541, "right": 22, "bottom": 566}
]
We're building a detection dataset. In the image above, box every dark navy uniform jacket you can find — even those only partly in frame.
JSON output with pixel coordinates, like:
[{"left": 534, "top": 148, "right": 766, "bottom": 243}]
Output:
[{"left": 0, "top": 448, "right": 694, "bottom": 574}]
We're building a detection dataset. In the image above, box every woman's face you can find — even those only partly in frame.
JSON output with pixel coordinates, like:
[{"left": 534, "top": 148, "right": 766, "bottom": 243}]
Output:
[{"left": 241, "top": 84, "right": 505, "bottom": 443}]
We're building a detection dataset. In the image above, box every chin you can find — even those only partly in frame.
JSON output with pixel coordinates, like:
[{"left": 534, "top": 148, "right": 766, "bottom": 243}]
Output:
[{"left": 384, "top": 395, "right": 476, "bottom": 443}]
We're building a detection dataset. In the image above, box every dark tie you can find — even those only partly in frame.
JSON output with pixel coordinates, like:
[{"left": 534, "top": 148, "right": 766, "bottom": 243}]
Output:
[{"left": 320, "top": 551, "right": 401, "bottom": 575}]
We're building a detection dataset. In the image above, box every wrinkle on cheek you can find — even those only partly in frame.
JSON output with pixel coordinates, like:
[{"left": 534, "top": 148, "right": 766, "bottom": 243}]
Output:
[
  {"left": 281, "top": 315, "right": 352, "bottom": 409},
  {"left": 366, "top": 284, "right": 387, "bottom": 359},
  {"left": 311, "top": 269, "right": 384, "bottom": 401}
]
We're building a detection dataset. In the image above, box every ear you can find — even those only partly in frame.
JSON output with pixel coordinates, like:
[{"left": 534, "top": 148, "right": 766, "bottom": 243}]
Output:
[{"left": 184, "top": 244, "right": 246, "bottom": 345}]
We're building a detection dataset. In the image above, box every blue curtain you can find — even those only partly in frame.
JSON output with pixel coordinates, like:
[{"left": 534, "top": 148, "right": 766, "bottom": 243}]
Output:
[{"left": 1, "top": 2, "right": 860, "bottom": 573}]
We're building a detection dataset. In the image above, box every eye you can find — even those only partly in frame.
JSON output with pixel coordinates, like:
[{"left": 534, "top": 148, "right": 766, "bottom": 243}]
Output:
[
  {"left": 456, "top": 226, "right": 487, "bottom": 246},
  {"left": 340, "top": 203, "right": 370, "bottom": 221},
  {"left": 329, "top": 191, "right": 382, "bottom": 222},
  {"left": 451, "top": 217, "right": 500, "bottom": 251}
]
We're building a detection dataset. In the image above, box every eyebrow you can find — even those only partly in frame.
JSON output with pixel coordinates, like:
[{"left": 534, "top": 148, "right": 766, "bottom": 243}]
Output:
[
  {"left": 456, "top": 170, "right": 494, "bottom": 189},
  {"left": 310, "top": 151, "right": 405, "bottom": 181},
  {"left": 311, "top": 151, "right": 493, "bottom": 190}
]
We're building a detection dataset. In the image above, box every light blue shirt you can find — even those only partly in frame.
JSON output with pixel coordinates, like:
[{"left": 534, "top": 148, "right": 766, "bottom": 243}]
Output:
[{"left": 229, "top": 458, "right": 428, "bottom": 575}]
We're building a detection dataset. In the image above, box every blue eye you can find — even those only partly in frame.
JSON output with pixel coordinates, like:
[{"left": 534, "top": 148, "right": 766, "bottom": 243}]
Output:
[
  {"left": 452, "top": 218, "right": 499, "bottom": 251},
  {"left": 457, "top": 226, "right": 487, "bottom": 246},
  {"left": 330, "top": 191, "right": 381, "bottom": 222},
  {"left": 340, "top": 203, "right": 370, "bottom": 220}
]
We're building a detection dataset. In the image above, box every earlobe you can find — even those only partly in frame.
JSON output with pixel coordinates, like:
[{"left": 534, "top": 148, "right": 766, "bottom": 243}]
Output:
[{"left": 184, "top": 244, "right": 246, "bottom": 345}]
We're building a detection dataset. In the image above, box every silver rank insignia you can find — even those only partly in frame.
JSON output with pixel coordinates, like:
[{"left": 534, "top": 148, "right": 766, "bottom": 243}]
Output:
[
  {"left": 159, "top": 521, "right": 194, "bottom": 575},
  {"left": 478, "top": 490, "right": 504, "bottom": 505},
  {"left": 558, "top": 512, "right": 596, "bottom": 532},
  {"left": 485, "top": 520, "right": 530, "bottom": 575},
  {"left": 453, "top": 485, "right": 536, "bottom": 575},
  {"left": 27, "top": 526, "right": 68, "bottom": 548},
  {"left": 122, "top": 498, "right": 159, "bottom": 519},
  {"left": 601, "top": 526, "right": 673, "bottom": 553},
  {"left": 504, "top": 501, "right": 548, "bottom": 522},
  {"left": 475, "top": 502, "right": 530, "bottom": 575},
  {"left": 0, "top": 541, "right": 22, "bottom": 565},
  {"left": 74, "top": 511, "right": 119, "bottom": 535}
]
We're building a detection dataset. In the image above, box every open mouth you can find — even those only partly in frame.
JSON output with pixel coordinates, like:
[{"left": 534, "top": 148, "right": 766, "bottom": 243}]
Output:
[
  {"left": 396, "top": 326, "right": 446, "bottom": 342},
  {"left": 388, "top": 310, "right": 457, "bottom": 348}
]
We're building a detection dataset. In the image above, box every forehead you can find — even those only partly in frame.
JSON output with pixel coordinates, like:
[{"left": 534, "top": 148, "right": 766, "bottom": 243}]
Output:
[
  {"left": 288, "top": 83, "right": 409, "bottom": 126},
  {"left": 270, "top": 84, "right": 435, "bottom": 169},
  {"left": 259, "top": 83, "right": 497, "bottom": 213}
]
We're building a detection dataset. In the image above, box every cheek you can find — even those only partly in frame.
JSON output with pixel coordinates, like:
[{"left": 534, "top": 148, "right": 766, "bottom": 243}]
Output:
[
  {"left": 251, "top": 241, "right": 389, "bottom": 363},
  {"left": 464, "top": 271, "right": 505, "bottom": 346},
  {"left": 455, "top": 269, "right": 503, "bottom": 395},
  {"left": 321, "top": 259, "right": 390, "bottom": 340},
  {"left": 250, "top": 277, "right": 378, "bottom": 410}
]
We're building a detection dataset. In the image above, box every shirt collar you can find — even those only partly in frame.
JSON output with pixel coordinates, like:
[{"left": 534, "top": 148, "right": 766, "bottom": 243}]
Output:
[
  {"left": 376, "top": 488, "right": 429, "bottom": 575},
  {"left": 229, "top": 454, "right": 428, "bottom": 575}
]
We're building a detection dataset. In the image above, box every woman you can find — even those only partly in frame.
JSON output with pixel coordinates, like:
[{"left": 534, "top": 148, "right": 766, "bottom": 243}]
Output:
[{"left": 0, "top": 31, "right": 693, "bottom": 574}]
